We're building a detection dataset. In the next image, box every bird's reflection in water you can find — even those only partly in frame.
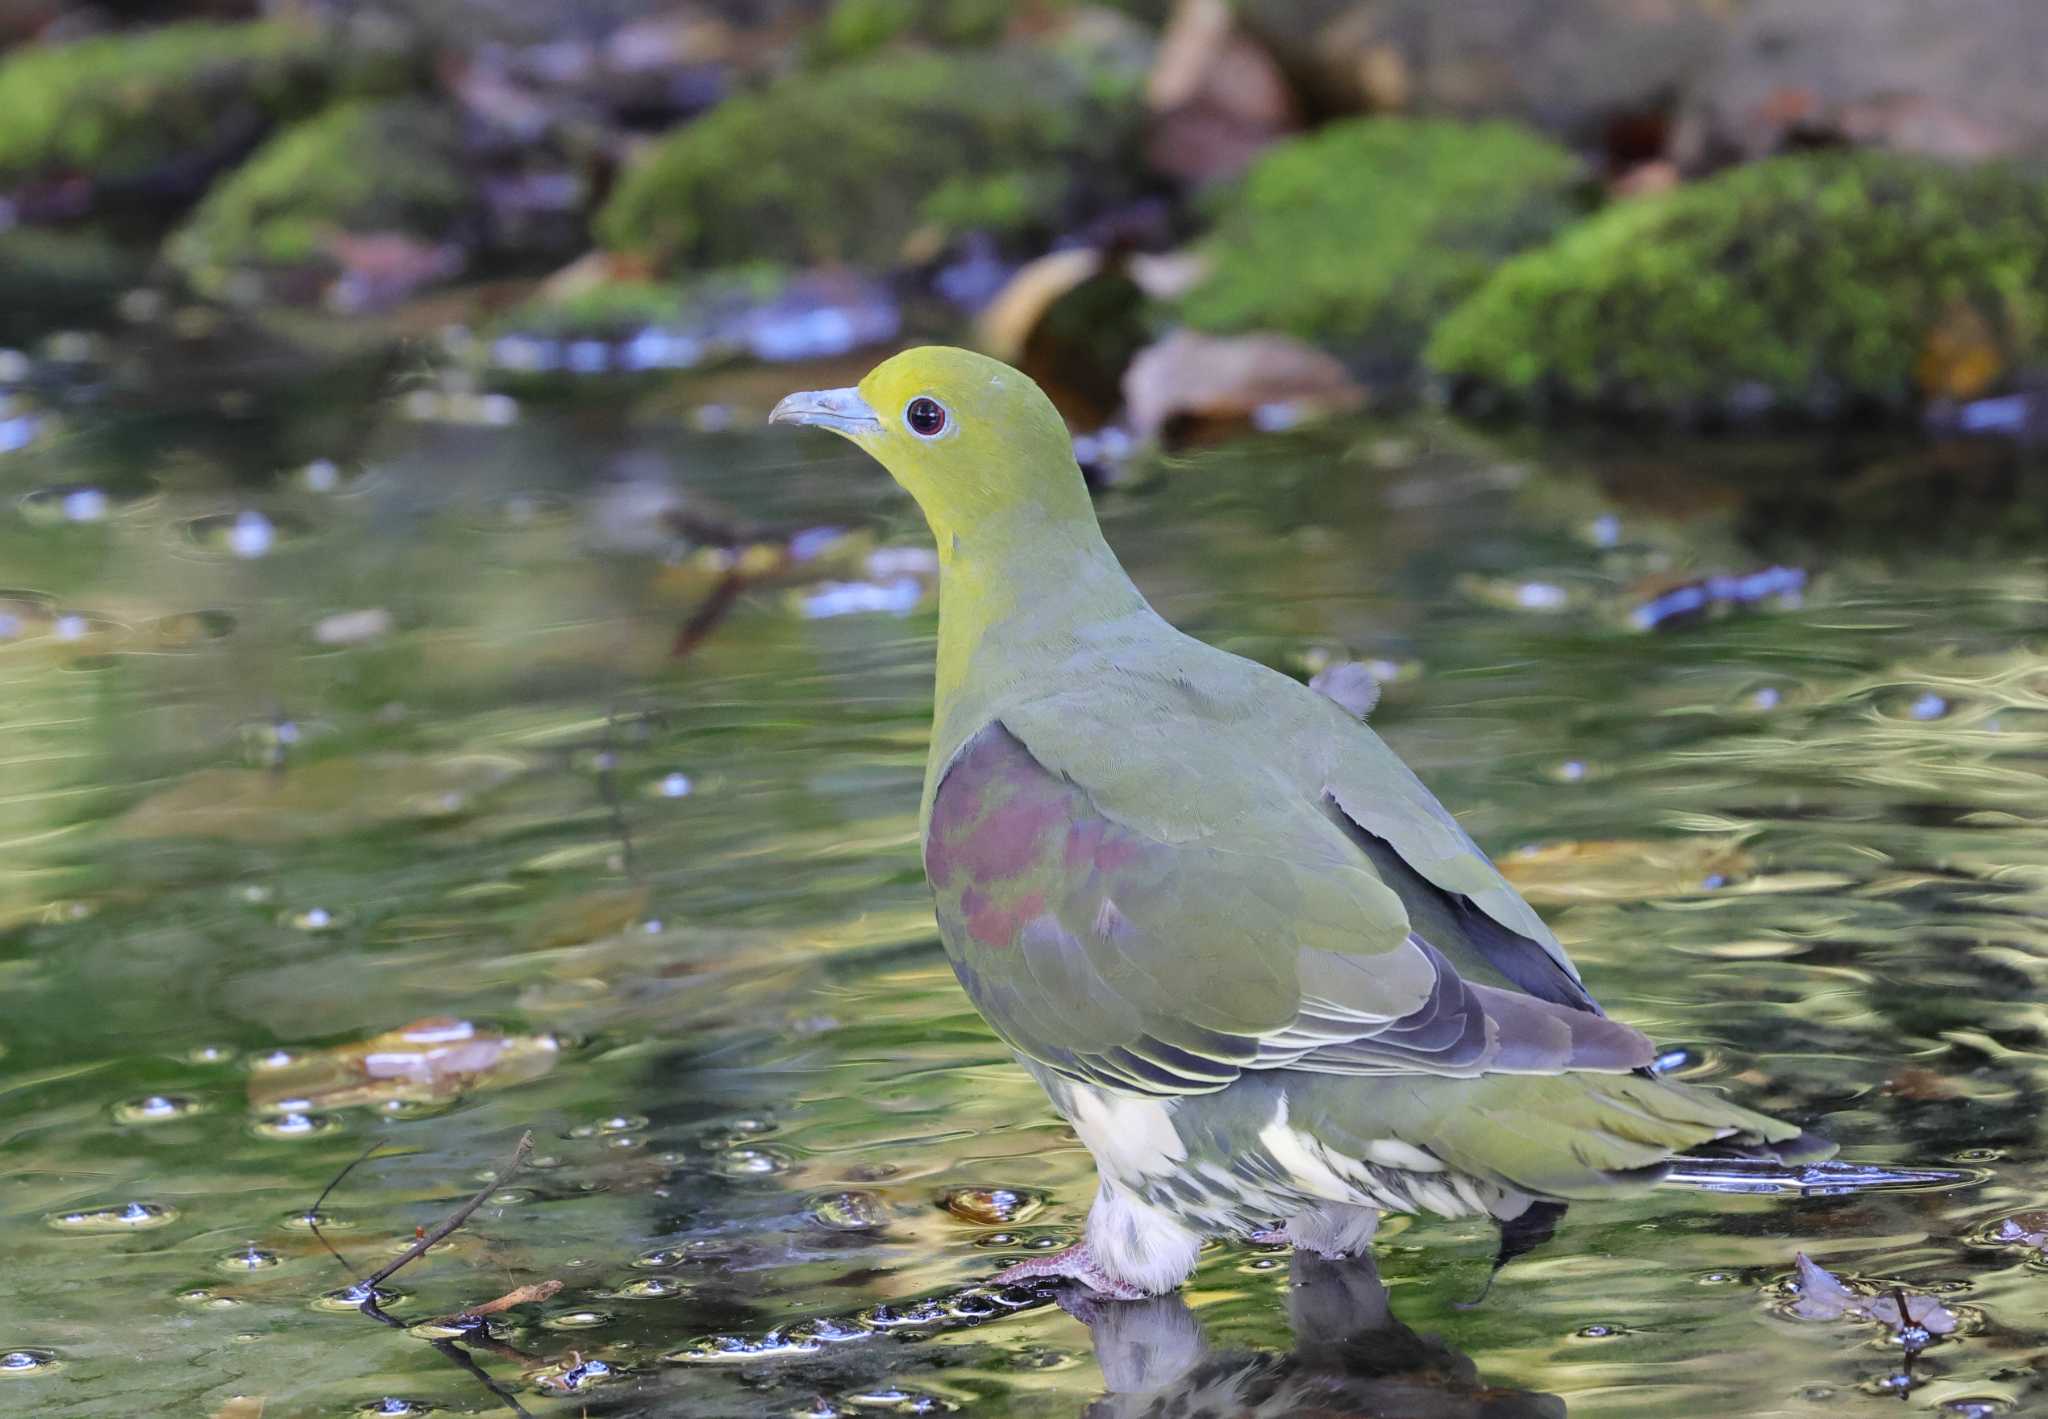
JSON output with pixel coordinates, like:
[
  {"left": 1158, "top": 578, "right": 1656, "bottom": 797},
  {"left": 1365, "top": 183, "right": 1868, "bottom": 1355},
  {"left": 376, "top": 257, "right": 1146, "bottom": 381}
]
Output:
[{"left": 1074, "top": 1252, "right": 1564, "bottom": 1419}]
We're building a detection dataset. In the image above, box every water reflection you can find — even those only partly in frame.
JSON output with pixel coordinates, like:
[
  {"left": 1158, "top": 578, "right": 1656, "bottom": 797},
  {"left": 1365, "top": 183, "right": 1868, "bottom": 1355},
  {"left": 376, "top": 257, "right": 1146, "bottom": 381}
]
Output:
[
  {"left": 1080, "top": 1252, "right": 1561, "bottom": 1419},
  {"left": 2, "top": 323, "right": 2048, "bottom": 1412}
]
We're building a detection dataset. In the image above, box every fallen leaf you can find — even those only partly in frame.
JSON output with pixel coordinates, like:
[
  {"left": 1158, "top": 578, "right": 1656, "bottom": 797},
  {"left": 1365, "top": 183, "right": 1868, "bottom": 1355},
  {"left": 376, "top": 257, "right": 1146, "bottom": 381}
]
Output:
[
  {"left": 976, "top": 249, "right": 1104, "bottom": 363},
  {"left": 1790, "top": 1253, "right": 1958, "bottom": 1337},
  {"left": 1882, "top": 1067, "right": 1965, "bottom": 1102},
  {"left": 247, "top": 1017, "right": 559, "bottom": 1114},
  {"left": 211, "top": 1400, "right": 265, "bottom": 1419},
  {"left": 448, "top": 1278, "right": 563, "bottom": 1321},
  {"left": 1992, "top": 1211, "right": 2048, "bottom": 1249},
  {"left": 1122, "top": 329, "right": 1364, "bottom": 443}
]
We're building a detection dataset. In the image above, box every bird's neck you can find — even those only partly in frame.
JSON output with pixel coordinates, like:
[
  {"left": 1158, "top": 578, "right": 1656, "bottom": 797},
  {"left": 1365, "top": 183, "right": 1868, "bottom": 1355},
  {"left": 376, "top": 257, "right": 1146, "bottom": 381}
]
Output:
[{"left": 927, "top": 512, "right": 1148, "bottom": 761}]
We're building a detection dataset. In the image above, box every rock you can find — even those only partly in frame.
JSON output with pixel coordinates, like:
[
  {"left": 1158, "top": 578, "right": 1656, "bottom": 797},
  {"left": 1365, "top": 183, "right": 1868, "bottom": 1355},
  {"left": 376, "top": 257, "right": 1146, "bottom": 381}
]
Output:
[
  {"left": 165, "top": 98, "right": 478, "bottom": 307},
  {"left": 1675, "top": 0, "right": 2048, "bottom": 167},
  {"left": 596, "top": 46, "right": 1149, "bottom": 272},
  {"left": 807, "top": 0, "right": 1013, "bottom": 65},
  {"left": 1122, "top": 328, "right": 1364, "bottom": 442},
  {"left": 1427, "top": 151, "right": 2048, "bottom": 420},
  {"left": 0, "top": 19, "right": 404, "bottom": 213},
  {"left": 1175, "top": 117, "right": 1583, "bottom": 368},
  {"left": 1236, "top": 0, "right": 1731, "bottom": 150}
]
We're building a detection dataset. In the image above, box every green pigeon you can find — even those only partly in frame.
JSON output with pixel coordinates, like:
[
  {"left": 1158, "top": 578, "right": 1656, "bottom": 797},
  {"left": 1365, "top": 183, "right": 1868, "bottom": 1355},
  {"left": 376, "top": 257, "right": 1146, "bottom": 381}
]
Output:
[{"left": 772, "top": 346, "right": 1829, "bottom": 1299}]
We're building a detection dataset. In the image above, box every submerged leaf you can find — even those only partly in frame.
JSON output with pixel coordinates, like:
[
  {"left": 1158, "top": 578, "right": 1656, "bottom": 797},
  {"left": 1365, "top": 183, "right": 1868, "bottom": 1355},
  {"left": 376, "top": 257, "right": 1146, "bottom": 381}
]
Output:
[
  {"left": 247, "top": 1017, "right": 558, "bottom": 1114},
  {"left": 1789, "top": 1252, "right": 1958, "bottom": 1336}
]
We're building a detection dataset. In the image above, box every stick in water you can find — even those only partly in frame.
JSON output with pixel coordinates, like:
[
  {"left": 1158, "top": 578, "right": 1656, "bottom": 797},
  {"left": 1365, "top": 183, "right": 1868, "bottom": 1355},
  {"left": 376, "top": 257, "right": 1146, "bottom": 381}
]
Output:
[{"left": 362, "top": 1132, "right": 534, "bottom": 1291}]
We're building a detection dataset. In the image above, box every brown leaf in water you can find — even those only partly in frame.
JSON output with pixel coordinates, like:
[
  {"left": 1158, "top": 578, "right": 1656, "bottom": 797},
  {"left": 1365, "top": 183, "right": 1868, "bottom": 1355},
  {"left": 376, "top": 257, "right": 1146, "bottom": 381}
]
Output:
[
  {"left": 211, "top": 1400, "right": 265, "bottom": 1419},
  {"left": 1122, "top": 329, "right": 1364, "bottom": 443},
  {"left": 449, "top": 1278, "right": 563, "bottom": 1320}
]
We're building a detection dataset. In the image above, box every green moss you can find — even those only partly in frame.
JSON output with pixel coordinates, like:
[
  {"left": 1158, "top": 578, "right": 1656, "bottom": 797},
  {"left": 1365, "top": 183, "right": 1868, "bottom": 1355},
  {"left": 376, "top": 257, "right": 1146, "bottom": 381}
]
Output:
[
  {"left": 809, "top": 0, "right": 1013, "bottom": 63},
  {"left": 166, "top": 99, "right": 472, "bottom": 285},
  {"left": 596, "top": 47, "right": 1145, "bottom": 271},
  {"left": 0, "top": 20, "right": 366, "bottom": 187},
  {"left": 1176, "top": 118, "right": 1586, "bottom": 363},
  {"left": 1426, "top": 151, "right": 2048, "bottom": 414}
]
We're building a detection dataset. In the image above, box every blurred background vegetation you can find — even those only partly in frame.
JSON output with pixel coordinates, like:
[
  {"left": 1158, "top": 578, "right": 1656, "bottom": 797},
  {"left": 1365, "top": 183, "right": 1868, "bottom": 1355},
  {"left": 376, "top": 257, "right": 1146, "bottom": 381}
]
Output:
[{"left": 5, "top": 0, "right": 2048, "bottom": 440}]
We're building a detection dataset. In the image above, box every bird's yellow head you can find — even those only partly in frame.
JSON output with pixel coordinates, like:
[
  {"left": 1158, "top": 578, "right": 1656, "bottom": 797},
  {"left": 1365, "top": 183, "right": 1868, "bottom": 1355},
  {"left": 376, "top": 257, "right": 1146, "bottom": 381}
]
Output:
[{"left": 770, "top": 347, "right": 1092, "bottom": 542}]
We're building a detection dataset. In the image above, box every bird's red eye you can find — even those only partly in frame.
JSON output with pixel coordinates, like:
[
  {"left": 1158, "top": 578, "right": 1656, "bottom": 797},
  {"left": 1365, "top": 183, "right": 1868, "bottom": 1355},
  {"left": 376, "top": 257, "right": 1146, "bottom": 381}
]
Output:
[{"left": 905, "top": 397, "right": 947, "bottom": 438}]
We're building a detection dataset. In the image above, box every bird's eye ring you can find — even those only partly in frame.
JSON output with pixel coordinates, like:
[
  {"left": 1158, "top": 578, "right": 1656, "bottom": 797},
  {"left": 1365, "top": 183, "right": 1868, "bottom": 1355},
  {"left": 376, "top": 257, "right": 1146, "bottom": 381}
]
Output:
[{"left": 905, "top": 396, "right": 949, "bottom": 438}]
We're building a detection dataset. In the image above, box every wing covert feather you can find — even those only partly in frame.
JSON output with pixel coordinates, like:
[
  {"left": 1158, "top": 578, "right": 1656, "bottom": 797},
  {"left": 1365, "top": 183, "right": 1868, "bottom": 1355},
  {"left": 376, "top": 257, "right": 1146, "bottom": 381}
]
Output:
[{"left": 925, "top": 719, "right": 1650, "bottom": 1097}]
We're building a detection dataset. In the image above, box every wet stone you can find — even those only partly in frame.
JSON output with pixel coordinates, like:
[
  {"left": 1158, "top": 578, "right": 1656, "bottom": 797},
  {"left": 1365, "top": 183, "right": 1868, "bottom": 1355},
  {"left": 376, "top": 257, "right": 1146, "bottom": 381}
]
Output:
[
  {"left": 216, "top": 1246, "right": 282, "bottom": 1272},
  {"left": 939, "top": 1186, "right": 1046, "bottom": 1226},
  {"left": 356, "top": 1400, "right": 438, "bottom": 1416},
  {"left": 177, "top": 1288, "right": 243, "bottom": 1309},
  {"left": 0, "top": 1349, "right": 57, "bottom": 1375}
]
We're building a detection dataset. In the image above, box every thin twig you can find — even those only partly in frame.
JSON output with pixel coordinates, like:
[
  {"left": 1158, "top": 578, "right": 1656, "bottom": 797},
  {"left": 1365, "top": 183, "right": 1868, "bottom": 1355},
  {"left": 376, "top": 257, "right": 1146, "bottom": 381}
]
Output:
[
  {"left": 671, "top": 567, "right": 750, "bottom": 659},
  {"left": 306, "top": 1139, "right": 387, "bottom": 1280},
  {"left": 361, "top": 1132, "right": 534, "bottom": 1290}
]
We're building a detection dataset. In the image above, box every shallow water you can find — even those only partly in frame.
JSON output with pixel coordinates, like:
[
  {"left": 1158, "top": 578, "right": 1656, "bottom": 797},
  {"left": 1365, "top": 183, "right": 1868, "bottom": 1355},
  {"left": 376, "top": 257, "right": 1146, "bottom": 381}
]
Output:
[{"left": 3, "top": 341, "right": 2048, "bottom": 1417}]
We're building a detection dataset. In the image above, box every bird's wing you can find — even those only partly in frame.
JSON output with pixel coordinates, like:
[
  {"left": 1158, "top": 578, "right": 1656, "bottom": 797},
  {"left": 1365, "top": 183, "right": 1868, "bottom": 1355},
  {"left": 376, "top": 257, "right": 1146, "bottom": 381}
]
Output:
[
  {"left": 927, "top": 717, "right": 1650, "bottom": 1097},
  {"left": 1319, "top": 726, "right": 1601, "bottom": 1014}
]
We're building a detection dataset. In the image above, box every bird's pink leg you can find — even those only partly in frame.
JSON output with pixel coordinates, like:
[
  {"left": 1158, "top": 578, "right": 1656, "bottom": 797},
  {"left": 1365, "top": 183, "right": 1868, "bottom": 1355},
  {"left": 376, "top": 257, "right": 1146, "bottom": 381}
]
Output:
[{"left": 992, "top": 1243, "right": 1148, "bottom": 1300}]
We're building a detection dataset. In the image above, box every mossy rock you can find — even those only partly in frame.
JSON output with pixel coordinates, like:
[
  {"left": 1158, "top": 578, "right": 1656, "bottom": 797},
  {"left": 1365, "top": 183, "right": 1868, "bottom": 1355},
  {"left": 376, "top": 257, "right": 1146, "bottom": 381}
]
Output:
[
  {"left": 166, "top": 99, "right": 474, "bottom": 296},
  {"left": 1427, "top": 151, "right": 2048, "bottom": 417},
  {"left": 0, "top": 20, "right": 393, "bottom": 196},
  {"left": 809, "top": 0, "right": 1014, "bottom": 63},
  {"left": 596, "top": 46, "right": 1148, "bottom": 271},
  {"left": 1175, "top": 118, "right": 1585, "bottom": 368}
]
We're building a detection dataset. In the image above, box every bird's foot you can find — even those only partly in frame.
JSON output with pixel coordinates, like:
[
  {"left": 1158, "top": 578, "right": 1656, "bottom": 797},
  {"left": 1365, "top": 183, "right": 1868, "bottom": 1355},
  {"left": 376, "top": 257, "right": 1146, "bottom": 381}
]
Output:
[{"left": 993, "top": 1243, "right": 1148, "bottom": 1300}]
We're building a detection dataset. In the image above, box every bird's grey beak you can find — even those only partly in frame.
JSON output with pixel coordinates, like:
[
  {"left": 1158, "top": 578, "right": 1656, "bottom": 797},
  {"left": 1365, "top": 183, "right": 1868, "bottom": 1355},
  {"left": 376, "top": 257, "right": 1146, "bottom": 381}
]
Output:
[{"left": 769, "top": 387, "right": 882, "bottom": 437}]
